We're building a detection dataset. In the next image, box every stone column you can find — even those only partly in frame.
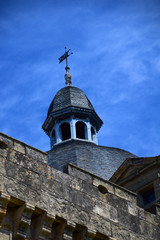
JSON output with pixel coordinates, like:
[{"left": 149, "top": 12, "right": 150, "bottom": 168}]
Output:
[
  {"left": 93, "top": 133, "right": 98, "bottom": 145},
  {"left": 55, "top": 123, "right": 61, "bottom": 143},
  {"left": 70, "top": 117, "right": 76, "bottom": 139},
  {"left": 50, "top": 129, "right": 55, "bottom": 149},
  {"left": 86, "top": 120, "right": 92, "bottom": 141}
]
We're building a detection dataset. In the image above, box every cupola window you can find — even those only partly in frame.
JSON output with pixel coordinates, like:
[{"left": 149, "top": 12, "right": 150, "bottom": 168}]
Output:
[
  {"left": 60, "top": 122, "right": 71, "bottom": 141},
  {"left": 76, "top": 121, "right": 86, "bottom": 139}
]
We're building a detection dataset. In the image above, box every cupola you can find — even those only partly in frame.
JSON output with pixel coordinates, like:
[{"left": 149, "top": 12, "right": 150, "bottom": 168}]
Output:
[
  {"left": 42, "top": 49, "right": 136, "bottom": 179},
  {"left": 42, "top": 48, "right": 103, "bottom": 149}
]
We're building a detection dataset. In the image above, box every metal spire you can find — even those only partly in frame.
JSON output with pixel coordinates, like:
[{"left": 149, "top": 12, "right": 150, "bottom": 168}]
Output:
[{"left": 59, "top": 47, "right": 73, "bottom": 86}]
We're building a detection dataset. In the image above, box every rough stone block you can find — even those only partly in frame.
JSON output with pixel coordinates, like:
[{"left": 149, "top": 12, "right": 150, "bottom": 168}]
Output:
[
  {"left": 0, "top": 133, "right": 13, "bottom": 149},
  {"left": 14, "top": 141, "right": 25, "bottom": 154},
  {"left": 90, "top": 213, "right": 111, "bottom": 237},
  {"left": 130, "top": 232, "right": 145, "bottom": 240},
  {"left": 93, "top": 178, "right": 114, "bottom": 194},
  {"left": 68, "top": 164, "right": 93, "bottom": 184},
  {"left": 106, "top": 193, "right": 128, "bottom": 210},
  {"left": 93, "top": 203, "right": 110, "bottom": 219},
  {"left": 140, "top": 219, "right": 160, "bottom": 239},
  {"left": 0, "top": 231, "right": 10, "bottom": 240},
  {"left": 0, "top": 149, "right": 7, "bottom": 158},
  {"left": 0, "top": 157, "right": 6, "bottom": 175},
  {"left": 114, "top": 187, "right": 137, "bottom": 203},
  {"left": 155, "top": 204, "right": 160, "bottom": 216},
  {"left": 128, "top": 201, "right": 138, "bottom": 216},
  {"left": 117, "top": 208, "right": 141, "bottom": 233},
  {"left": 111, "top": 224, "right": 131, "bottom": 240},
  {"left": 26, "top": 146, "right": 48, "bottom": 163}
]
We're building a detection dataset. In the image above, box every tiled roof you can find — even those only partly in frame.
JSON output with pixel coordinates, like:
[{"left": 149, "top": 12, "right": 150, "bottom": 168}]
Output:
[{"left": 48, "top": 86, "right": 94, "bottom": 115}]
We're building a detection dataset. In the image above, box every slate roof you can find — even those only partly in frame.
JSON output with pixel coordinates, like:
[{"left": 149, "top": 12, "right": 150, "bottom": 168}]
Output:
[
  {"left": 48, "top": 86, "right": 94, "bottom": 115},
  {"left": 48, "top": 139, "right": 137, "bottom": 180}
]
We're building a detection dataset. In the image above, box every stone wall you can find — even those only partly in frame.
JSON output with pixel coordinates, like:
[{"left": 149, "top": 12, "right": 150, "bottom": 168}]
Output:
[{"left": 0, "top": 132, "right": 160, "bottom": 239}]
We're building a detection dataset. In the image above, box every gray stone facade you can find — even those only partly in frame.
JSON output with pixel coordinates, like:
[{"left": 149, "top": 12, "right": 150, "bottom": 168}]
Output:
[{"left": 0, "top": 132, "right": 160, "bottom": 239}]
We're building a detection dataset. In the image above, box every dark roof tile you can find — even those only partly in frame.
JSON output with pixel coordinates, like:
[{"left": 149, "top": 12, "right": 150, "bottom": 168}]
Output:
[{"left": 48, "top": 86, "right": 94, "bottom": 115}]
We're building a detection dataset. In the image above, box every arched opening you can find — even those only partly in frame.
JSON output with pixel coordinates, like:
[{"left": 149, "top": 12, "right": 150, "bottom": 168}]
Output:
[
  {"left": 76, "top": 121, "right": 86, "bottom": 139},
  {"left": 60, "top": 122, "right": 71, "bottom": 141},
  {"left": 98, "top": 185, "right": 108, "bottom": 194},
  {"left": 91, "top": 127, "right": 96, "bottom": 141}
]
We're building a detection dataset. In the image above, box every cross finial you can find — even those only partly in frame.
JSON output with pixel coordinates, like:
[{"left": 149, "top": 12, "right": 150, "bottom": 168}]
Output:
[{"left": 59, "top": 47, "right": 73, "bottom": 86}]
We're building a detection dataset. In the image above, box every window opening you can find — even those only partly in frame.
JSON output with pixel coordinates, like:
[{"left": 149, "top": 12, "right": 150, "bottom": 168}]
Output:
[
  {"left": 98, "top": 185, "right": 108, "bottom": 194},
  {"left": 0, "top": 141, "right": 7, "bottom": 149},
  {"left": 76, "top": 121, "right": 86, "bottom": 139},
  {"left": 60, "top": 122, "right": 71, "bottom": 141},
  {"left": 142, "top": 187, "right": 156, "bottom": 205},
  {"left": 72, "top": 230, "right": 83, "bottom": 240}
]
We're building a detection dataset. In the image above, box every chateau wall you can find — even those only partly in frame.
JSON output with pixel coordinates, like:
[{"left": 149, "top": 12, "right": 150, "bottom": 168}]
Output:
[{"left": 0, "top": 132, "right": 160, "bottom": 240}]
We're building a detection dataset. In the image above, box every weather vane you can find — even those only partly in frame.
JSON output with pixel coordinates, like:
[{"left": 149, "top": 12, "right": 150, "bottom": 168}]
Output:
[{"left": 59, "top": 47, "right": 73, "bottom": 86}]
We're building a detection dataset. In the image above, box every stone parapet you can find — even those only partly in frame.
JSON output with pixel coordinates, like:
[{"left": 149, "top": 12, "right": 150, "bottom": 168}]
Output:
[
  {"left": 0, "top": 132, "right": 160, "bottom": 239},
  {"left": 0, "top": 132, "right": 48, "bottom": 164}
]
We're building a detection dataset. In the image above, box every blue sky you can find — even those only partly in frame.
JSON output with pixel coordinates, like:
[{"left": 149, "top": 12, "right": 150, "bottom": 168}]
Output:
[{"left": 0, "top": 0, "right": 160, "bottom": 157}]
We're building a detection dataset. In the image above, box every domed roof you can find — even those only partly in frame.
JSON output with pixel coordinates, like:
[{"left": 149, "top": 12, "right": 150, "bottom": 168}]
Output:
[
  {"left": 48, "top": 140, "right": 137, "bottom": 180},
  {"left": 48, "top": 86, "right": 94, "bottom": 115}
]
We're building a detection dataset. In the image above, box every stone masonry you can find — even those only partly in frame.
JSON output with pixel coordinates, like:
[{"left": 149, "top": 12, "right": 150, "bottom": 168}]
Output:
[{"left": 0, "top": 132, "right": 160, "bottom": 240}]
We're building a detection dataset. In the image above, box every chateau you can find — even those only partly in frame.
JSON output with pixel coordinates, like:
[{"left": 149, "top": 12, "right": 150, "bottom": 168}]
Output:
[{"left": 0, "top": 51, "right": 160, "bottom": 239}]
